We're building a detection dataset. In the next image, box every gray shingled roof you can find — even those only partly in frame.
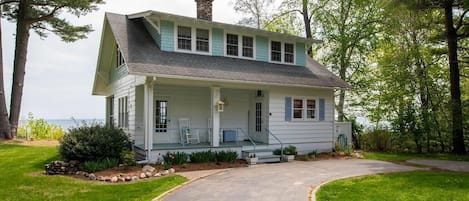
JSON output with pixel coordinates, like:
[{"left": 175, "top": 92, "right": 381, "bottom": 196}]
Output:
[{"left": 105, "top": 12, "right": 350, "bottom": 89}]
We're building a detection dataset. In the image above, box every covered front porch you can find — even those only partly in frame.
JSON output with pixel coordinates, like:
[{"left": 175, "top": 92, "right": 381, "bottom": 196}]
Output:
[{"left": 134, "top": 77, "right": 270, "bottom": 161}]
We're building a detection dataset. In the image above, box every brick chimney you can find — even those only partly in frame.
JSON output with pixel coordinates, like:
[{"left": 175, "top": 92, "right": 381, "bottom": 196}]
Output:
[{"left": 195, "top": 0, "right": 214, "bottom": 21}]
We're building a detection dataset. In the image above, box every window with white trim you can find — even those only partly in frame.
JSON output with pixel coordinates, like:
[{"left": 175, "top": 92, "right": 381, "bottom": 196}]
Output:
[
  {"left": 118, "top": 96, "right": 129, "bottom": 128},
  {"left": 226, "top": 34, "right": 239, "bottom": 56},
  {"left": 284, "top": 43, "right": 294, "bottom": 63},
  {"left": 292, "top": 98, "right": 317, "bottom": 120},
  {"left": 177, "top": 26, "right": 192, "bottom": 50},
  {"left": 242, "top": 36, "right": 254, "bottom": 58},
  {"left": 116, "top": 47, "right": 124, "bottom": 68},
  {"left": 271, "top": 41, "right": 282, "bottom": 62},
  {"left": 196, "top": 28, "right": 210, "bottom": 52}
]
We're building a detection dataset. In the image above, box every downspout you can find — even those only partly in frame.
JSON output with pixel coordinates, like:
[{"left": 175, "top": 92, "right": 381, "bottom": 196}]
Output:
[{"left": 332, "top": 89, "right": 336, "bottom": 152}]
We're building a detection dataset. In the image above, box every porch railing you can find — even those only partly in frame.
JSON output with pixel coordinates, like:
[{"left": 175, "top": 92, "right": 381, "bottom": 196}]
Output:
[
  {"left": 265, "top": 128, "right": 283, "bottom": 158},
  {"left": 221, "top": 128, "right": 256, "bottom": 152}
]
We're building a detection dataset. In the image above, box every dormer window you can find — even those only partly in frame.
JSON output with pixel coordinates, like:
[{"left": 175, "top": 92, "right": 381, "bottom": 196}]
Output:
[
  {"left": 177, "top": 26, "right": 192, "bottom": 50},
  {"left": 270, "top": 41, "right": 295, "bottom": 64},
  {"left": 196, "top": 29, "right": 209, "bottom": 52},
  {"left": 226, "top": 34, "right": 239, "bottom": 56},
  {"left": 271, "top": 41, "right": 282, "bottom": 62},
  {"left": 284, "top": 43, "right": 294, "bottom": 63},
  {"left": 116, "top": 46, "right": 124, "bottom": 68},
  {"left": 242, "top": 36, "right": 254, "bottom": 58}
]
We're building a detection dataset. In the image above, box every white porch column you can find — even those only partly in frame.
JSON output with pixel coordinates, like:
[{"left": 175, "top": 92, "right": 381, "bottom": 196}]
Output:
[
  {"left": 211, "top": 87, "right": 221, "bottom": 147},
  {"left": 144, "top": 78, "right": 154, "bottom": 161}
]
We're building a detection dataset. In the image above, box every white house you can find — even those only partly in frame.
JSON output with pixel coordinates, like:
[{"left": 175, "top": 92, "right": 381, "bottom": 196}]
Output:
[{"left": 92, "top": 0, "right": 350, "bottom": 163}]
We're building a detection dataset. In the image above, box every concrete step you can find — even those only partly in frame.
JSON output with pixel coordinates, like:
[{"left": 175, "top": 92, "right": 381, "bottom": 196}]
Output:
[
  {"left": 258, "top": 155, "right": 281, "bottom": 163},
  {"left": 242, "top": 149, "right": 274, "bottom": 158}
]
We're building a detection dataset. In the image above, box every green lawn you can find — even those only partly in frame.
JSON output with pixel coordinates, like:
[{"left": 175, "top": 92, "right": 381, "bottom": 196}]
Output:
[
  {"left": 363, "top": 152, "right": 469, "bottom": 162},
  {"left": 0, "top": 143, "right": 187, "bottom": 201},
  {"left": 317, "top": 171, "right": 469, "bottom": 201}
]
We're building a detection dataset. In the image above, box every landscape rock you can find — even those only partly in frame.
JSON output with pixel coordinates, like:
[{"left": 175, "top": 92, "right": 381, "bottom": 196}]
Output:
[
  {"left": 168, "top": 168, "right": 175, "bottom": 174},
  {"left": 139, "top": 173, "right": 146, "bottom": 179},
  {"left": 153, "top": 173, "right": 161, "bottom": 177},
  {"left": 98, "top": 176, "right": 105, "bottom": 181},
  {"left": 104, "top": 177, "right": 111, "bottom": 182},
  {"left": 111, "top": 176, "right": 118, "bottom": 183},
  {"left": 89, "top": 174, "right": 96, "bottom": 180},
  {"left": 44, "top": 160, "right": 79, "bottom": 175},
  {"left": 83, "top": 172, "right": 89, "bottom": 177},
  {"left": 132, "top": 176, "right": 139, "bottom": 181},
  {"left": 118, "top": 177, "right": 125, "bottom": 182},
  {"left": 125, "top": 176, "right": 132, "bottom": 181},
  {"left": 161, "top": 170, "right": 169, "bottom": 176},
  {"left": 145, "top": 172, "right": 153, "bottom": 178},
  {"left": 142, "top": 165, "right": 155, "bottom": 172}
]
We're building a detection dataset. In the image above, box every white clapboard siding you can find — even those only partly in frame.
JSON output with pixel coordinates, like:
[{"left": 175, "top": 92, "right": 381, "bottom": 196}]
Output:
[
  {"left": 268, "top": 87, "right": 335, "bottom": 146},
  {"left": 220, "top": 88, "right": 250, "bottom": 141}
]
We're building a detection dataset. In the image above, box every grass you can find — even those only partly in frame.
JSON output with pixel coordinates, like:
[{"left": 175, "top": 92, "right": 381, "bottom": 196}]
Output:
[
  {"left": 317, "top": 171, "right": 469, "bottom": 201},
  {"left": 363, "top": 152, "right": 469, "bottom": 162},
  {"left": 0, "top": 143, "right": 187, "bottom": 201}
]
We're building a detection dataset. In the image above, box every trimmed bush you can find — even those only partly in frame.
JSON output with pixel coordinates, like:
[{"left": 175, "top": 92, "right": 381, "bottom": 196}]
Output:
[
  {"left": 120, "top": 150, "right": 137, "bottom": 167},
  {"left": 215, "top": 151, "right": 238, "bottom": 163},
  {"left": 189, "top": 150, "right": 215, "bottom": 163},
  {"left": 59, "top": 124, "right": 132, "bottom": 162},
  {"left": 80, "top": 158, "right": 119, "bottom": 173},
  {"left": 273, "top": 145, "right": 297, "bottom": 155},
  {"left": 163, "top": 152, "right": 189, "bottom": 166}
]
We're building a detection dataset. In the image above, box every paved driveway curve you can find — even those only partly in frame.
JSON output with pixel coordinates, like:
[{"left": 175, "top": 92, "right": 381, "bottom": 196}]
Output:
[{"left": 163, "top": 159, "right": 417, "bottom": 201}]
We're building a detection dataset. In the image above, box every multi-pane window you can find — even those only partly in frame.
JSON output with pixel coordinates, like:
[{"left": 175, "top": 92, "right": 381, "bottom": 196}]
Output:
[
  {"left": 155, "top": 100, "right": 168, "bottom": 133},
  {"left": 255, "top": 102, "right": 262, "bottom": 132},
  {"left": 226, "top": 34, "right": 239, "bottom": 56},
  {"left": 292, "top": 98, "right": 317, "bottom": 120},
  {"left": 271, "top": 41, "right": 282, "bottom": 62},
  {"left": 196, "top": 28, "right": 209, "bottom": 52},
  {"left": 306, "top": 99, "right": 316, "bottom": 119},
  {"left": 284, "top": 43, "right": 294, "bottom": 63},
  {"left": 116, "top": 47, "right": 125, "bottom": 68},
  {"left": 108, "top": 96, "right": 114, "bottom": 127},
  {"left": 118, "top": 96, "right": 128, "bottom": 128},
  {"left": 177, "top": 26, "right": 192, "bottom": 50},
  {"left": 293, "top": 99, "right": 303, "bottom": 119},
  {"left": 242, "top": 36, "right": 254, "bottom": 58}
]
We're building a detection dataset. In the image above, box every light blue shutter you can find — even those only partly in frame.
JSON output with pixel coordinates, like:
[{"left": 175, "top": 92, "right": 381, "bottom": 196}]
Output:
[
  {"left": 319, "top": 99, "right": 325, "bottom": 121},
  {"left": 285, "top": 97, "right": 292, "bottom": 121}
]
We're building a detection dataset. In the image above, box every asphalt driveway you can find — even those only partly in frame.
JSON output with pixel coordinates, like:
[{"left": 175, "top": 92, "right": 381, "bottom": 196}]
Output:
[{"left": 163, "top": 159, "right": 417, "bottom": 201}]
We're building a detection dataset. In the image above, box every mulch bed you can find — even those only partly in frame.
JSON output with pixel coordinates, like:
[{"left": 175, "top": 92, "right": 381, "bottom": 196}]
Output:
[{"left": 295, "top": 152, "right": 359, "bottom": 161}]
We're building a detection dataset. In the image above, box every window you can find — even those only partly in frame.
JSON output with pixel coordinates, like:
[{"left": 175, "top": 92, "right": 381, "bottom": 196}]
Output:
[
  {"left": 196, "top": 28, "right": 209, "bottom": 52},
  {"left": 177, "top": 26, "right": 192, "bottom": 50},
  {"left": 108, "top": 96, "right": 114, "bottom": 127},
  {"left": 293, "top": 99, "right": 303, "bottom": 119},
  {"left": 306, "top": 99, "right": 316, "bottom": 119},
  {"left": 284, "top": 43, "right": 294, "bottom": 63},
  {"left": 116, "top": 47, "right": 124, "bottom": 68},
  {"left": 118, "top": 96, "right": 128, "bottom": 128},
  {"left": 226, "top": 34, "right": 239, "bottom": 56},
  {"left": 271, "top": 41, "right": 282, "bottom": 62},
  {"left": 242, "top": 36, "right": 254, "bottom": 58},
  {"left": 255, "top": 102, "right": 262, "bottom": 132},
  {"left": 155, "top": 100, "right": 168, "bottom": 133},
  {"left": 292, "top": 98, "right": 317, "bottom": 120}
]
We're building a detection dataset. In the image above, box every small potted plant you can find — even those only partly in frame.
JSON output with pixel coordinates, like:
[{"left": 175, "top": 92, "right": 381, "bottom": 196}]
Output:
[
  {"left": 282, "top": 145, "right": 297, "bottom": 162},
  {"left": 246, "top": 153, "right": 258, "bottom": 165}
]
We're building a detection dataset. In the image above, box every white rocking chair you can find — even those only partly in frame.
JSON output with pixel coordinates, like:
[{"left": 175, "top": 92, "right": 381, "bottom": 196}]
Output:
[{"left": 179, "top": 118, "right": 200, "bottom": 144}]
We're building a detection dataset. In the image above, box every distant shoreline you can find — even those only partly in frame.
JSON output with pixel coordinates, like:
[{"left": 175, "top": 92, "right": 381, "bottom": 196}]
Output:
[{"left": 19, "top": 119, "right": 105, "bottom": 130}]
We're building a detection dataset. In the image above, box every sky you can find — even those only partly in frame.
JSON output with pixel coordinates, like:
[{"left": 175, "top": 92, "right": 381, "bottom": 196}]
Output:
[{"left": 2, "top": 0, "right": 242, "bottom": 120}]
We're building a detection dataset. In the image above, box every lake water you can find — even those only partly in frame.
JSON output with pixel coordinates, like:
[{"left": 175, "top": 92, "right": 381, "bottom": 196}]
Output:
[{"left": 20, "top": 119, "right": 105, "bottom": 130}]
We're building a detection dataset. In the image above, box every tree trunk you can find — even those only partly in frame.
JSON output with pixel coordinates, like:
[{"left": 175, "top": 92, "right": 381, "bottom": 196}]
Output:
[
  {"left": 9, "top": 0, "right": 31, "bottom": 138},
  {"left": 0, "top": 8, "right": 12, "bottom": 140},
  {"left": 444, "top": 0, "right": 466, "bottom": 154},
  {"left": 302, "top": 0, "right": 312, "bottom": 39}
]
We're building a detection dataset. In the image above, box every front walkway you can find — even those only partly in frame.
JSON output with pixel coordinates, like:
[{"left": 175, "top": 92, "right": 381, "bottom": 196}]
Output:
[
  {"left": 407, "top": 159, "right": 469, "bottom": 172},
  {"left": 162, "top": 159, "right": 418, "bottom": 201}
]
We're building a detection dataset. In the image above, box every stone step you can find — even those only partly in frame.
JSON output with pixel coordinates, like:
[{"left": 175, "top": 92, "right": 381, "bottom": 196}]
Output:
[
  {"left": 242, "top": 149, "right": 275, "bottom": 158},
  {"left": 257, "top": 155, "right": 281, "bottom": 163}
]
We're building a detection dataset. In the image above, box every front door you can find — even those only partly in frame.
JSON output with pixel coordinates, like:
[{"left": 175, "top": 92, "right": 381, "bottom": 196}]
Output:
[
  {"left": 155, "top": 99, "right": 169, "bottom": 143},
  {"left": 251, "top": 99, "right": 267, "bottom": 143}
]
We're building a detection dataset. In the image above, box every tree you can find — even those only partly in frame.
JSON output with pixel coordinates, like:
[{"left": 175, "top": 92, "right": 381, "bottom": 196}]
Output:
[
  {"left": 0, "top": 8, "right": 10, "bottom": 139},
  {"left": 312, "top": 0, "right": 384, "bottom": 122},
  {"left": 232, "top": 0, "right": 275, "bottom": 29},
  {"left": 0, "top": 0, "right": 104, "bottom": 139}
]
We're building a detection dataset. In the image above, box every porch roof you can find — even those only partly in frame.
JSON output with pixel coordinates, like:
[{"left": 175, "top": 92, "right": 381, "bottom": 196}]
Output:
[{"left": 105, "top": 12, "right": 350, "bottom": 89}]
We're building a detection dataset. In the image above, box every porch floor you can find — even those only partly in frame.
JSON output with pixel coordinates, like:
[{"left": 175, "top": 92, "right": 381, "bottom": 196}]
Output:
[{"left": 136, "top": 141, "right": 267, "bottom": 150}]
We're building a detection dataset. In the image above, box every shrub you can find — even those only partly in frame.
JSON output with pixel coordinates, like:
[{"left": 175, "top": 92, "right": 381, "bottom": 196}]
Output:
[
  {"left": 190, "top": 150, "right": 215, "bottom": 163},
  {"left": 163, "top": 152, "right": 188, "bottom": 166},
  {"left": 360, "top": 129, "right": 392, "bottom": 152},
  {"left": 215, "top": 151, "right": 238, "bottom": 163},
  {"left": 120, "top": 150, "right": 137, "bottom": 167},
  {"left": 80, "top": 158, "right": 119, "bottom": 173},
  {"left": 308, "top": 150, "right": 318, "bottom": 158},
  {"left": 18, "top": 112, "right": 65, "bottom": 140},
  {"left": 273, "top": 145, "right": 297, "bottom": 155},
  {"left": 59, "top": 124, "right": 132, "bottom": 162}
]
